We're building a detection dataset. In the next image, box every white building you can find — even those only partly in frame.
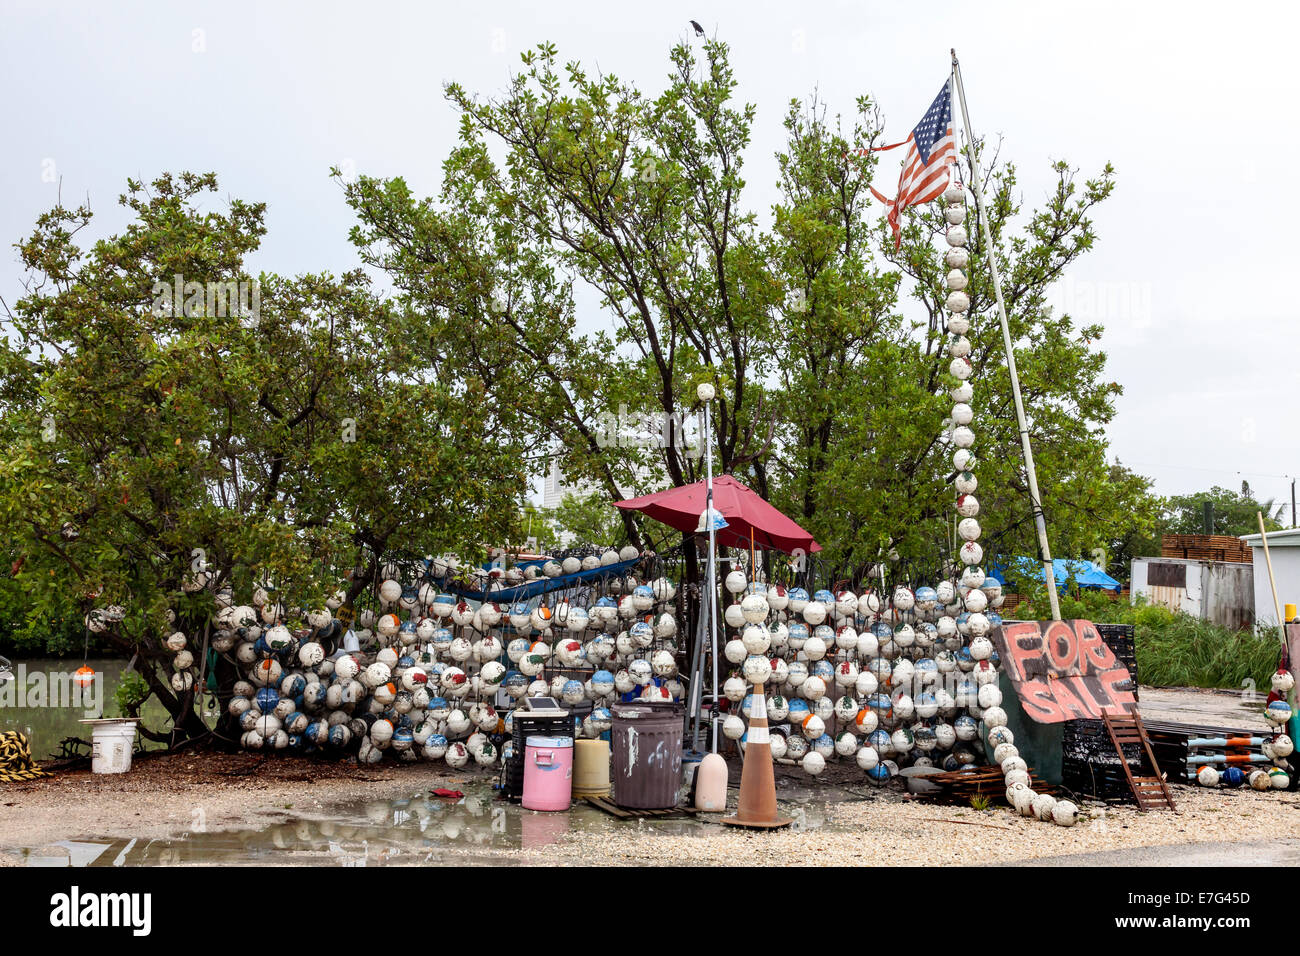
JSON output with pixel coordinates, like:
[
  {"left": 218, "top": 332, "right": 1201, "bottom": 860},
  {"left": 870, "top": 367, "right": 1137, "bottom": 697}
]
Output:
[
  {"left": 1240, "top": 528, "right": 1300, "bottom": 627},
  {"left": 542, "top": 457, "right": 598, "bottom": 511},
  {"left": 541, "top": 453, "right": 663, "bottom": 512}
]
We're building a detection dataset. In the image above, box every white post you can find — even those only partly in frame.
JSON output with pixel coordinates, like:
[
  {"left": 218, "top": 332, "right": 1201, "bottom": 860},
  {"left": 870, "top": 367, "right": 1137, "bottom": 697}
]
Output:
[
  {"left": 704, "top": 398, "right": 720, "bottom": 752},
  {"left": 950, "top": 50, "right": 1062, "bottom": 621}
]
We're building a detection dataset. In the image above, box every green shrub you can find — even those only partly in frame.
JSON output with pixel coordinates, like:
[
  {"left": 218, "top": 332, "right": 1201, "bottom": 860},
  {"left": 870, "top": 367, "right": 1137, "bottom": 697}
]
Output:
[
  {"left": 1008, "top": 579, "right": 1280, "bottom": 690},
  {"left": 1135, "top": 616, "right": 1279, "bottom": 691},
  {"left": 114, "top": 670, "right": 150, "bottom": 717}
]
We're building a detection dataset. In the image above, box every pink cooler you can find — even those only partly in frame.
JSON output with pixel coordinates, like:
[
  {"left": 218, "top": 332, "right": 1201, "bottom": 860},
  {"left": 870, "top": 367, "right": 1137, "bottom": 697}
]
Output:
[{"left": 522, "top": 735, "right": 574, "bottom": 811}]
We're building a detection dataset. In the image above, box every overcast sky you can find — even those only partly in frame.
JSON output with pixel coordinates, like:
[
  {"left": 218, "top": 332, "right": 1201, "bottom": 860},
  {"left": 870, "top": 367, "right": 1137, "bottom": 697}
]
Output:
[{"left": 3, "top": 0, "right": 1297, "bottom": 518}]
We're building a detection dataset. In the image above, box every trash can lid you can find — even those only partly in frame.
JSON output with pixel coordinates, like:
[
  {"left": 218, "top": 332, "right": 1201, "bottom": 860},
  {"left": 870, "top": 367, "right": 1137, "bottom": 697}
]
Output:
[{"left": 525, "top": 735, "right": 573, "bottom": 748}]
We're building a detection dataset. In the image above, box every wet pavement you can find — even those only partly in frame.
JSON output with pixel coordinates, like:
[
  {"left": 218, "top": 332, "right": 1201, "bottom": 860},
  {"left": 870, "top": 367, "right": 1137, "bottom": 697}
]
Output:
[
  {"left": 2, "top": 780, "right": 841, "bottom": 867},
  {"left": 1135, "top": 687, "right": 1272, "bottom": 729},
  {"left": 6, "top": 685, "right": 1260, "bottom": 866},
  {"left": 1006, "top": 838, "right": 1300, "bottom": 867}
]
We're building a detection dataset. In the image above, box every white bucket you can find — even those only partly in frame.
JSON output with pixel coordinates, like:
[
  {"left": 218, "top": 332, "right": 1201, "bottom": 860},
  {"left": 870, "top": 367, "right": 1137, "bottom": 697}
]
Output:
[{"left": 80, "top": 719, "right": 139, "bottom": 774}]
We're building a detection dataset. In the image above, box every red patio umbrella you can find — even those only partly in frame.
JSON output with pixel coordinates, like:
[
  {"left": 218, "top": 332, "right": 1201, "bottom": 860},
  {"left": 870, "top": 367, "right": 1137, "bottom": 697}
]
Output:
[{"left": 614, "top": 474, "right": 821, "bottom": 554}]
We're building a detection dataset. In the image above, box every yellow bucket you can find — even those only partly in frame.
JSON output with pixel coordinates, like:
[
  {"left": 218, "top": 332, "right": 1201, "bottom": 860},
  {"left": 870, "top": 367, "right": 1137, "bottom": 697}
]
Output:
[{"left": 572, "top": 738, "right": 611, "bottom": 797}]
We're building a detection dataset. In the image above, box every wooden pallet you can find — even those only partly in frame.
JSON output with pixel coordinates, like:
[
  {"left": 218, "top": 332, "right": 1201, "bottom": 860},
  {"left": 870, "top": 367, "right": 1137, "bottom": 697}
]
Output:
[
  {"left": 1102, "top": 712, "right": 1176, "bottom": 810},
  {"left": 918, "top": 765, "right": 1060, "bottom": 803},
  {"left": 580, "top": 795, "right": 699, "bottom": 820}
]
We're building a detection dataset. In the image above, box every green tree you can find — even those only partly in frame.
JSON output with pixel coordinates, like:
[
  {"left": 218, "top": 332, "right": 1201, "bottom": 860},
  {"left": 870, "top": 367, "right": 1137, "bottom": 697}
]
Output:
[
  {"left": 1163, "top": 482, "right": 1285, "bottom": 536},
  {"left": 1099, "top": 463, "right": 1166, "bottom": 581},
  {"left": 519, "top": 503, "right": 558, "bottom": 551},
  {"left": 0, "top": 172, "right": 528, "bottom": 744},
  {"left": 338, "top": 37, "right": 1161, "bottom": 589},
  {"left": 551, "top": 491, "right": 630, "bottom": 549},
  {"left": 339, "top": 39, "right": 779, "bottom": 553}
]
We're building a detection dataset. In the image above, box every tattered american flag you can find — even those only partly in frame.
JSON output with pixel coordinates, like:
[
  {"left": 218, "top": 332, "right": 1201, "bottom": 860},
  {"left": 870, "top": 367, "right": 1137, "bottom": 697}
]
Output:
[{"left": 860, "top": 80, "right": 957, "bottom": 248}]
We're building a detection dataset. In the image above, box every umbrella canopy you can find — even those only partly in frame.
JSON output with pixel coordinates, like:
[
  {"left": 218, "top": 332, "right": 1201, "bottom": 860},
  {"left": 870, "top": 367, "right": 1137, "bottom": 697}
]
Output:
[{"left": 614, "top": 474, "right": 821, "bottom": 554}]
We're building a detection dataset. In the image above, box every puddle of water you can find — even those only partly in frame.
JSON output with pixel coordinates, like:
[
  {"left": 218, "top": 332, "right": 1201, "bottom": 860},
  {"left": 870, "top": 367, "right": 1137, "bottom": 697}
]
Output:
[{"left": 5, "top": 783, "right": 828, "bottom": 866}]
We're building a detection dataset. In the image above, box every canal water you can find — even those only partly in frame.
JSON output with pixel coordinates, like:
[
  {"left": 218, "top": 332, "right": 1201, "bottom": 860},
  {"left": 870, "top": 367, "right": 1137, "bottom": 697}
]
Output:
[{"left": 0, "top": 657, "right": 204, "bottom": 759}]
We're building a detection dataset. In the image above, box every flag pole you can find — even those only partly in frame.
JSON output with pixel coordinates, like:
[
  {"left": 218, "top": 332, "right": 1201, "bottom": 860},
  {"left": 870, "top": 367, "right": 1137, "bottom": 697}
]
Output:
[{"left": 950, "top": 49, "right": 1062, "bottom": 621}]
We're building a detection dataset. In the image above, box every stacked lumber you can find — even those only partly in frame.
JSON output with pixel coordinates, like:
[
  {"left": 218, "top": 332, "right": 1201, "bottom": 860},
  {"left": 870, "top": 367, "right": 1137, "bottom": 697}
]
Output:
[
  {"left": 1161, "top": 534, "right": 1252, "bottom": 564},
  {"left": 581, "top": 795, "right": 698, "bottom": 819}
]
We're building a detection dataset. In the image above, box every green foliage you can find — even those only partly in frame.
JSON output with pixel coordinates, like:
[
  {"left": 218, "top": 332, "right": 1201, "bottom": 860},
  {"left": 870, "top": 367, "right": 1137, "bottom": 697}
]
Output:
[
  {"left": 1133, "top": 615, "right": 1279, "bottom": 691},
  {"left": 1163, "top": 482, "right": 1285, "bottom": 537},
  {"left": 0, "top": 571, "right": 84, "bottom": 656},
  {"left": 861, "top": 150, "right": 1160, "bottom": 580},
  {"left": 551, "top": 492, "right": 629, "bottom": 549},
  {"left": 969, "top": 794, "right": 992, "bottom": 812},
  {"left": 519, "top": 504, "right": 558, "bottom": 551},
  {"left": 0, "top": 172, "right": 529, "bottom": 736},
  {"left": 339, "top": 38, "right": 770, "bottom": 552},
  {"left": 1010, "top": 586, "right": 1280, "bottom": 691},
  {"left": 114, "top": 669, "right": 150, "bottom": 717},
  {"left": 338, "top": 38, "right": 1157, "bottom": 583}
]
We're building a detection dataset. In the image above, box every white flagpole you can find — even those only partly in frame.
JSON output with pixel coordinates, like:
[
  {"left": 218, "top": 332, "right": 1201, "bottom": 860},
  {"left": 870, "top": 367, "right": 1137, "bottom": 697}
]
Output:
[{"left": 950, "top": 49, "right": 1062, "bottom": 621}]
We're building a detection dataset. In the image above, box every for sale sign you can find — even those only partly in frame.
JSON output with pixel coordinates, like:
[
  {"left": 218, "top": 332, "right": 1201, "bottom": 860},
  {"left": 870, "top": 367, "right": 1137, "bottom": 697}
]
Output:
[{"left": 992, "top": 619, "right": 1138, "bottom": 724}]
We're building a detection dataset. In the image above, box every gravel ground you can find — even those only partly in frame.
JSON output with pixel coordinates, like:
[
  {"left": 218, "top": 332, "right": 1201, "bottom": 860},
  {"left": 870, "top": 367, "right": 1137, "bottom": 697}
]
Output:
[
  {"left": 521, "top": 785, "right": 1300, "bottom": 867},
  {"left": 10, "top": 748, "right": 1292, "bottom": 867},
  {"left": 4, "top": 683, "right": 1297, "bottom": 867}
]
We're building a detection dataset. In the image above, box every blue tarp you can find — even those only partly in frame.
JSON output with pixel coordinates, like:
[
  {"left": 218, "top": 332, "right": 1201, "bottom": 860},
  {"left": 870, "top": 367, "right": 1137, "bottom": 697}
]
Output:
[
  {"left": 989, "top": 557, "right": 1122, "bottom": 592},
  {"left": 433, "top": 558, "right": 643, "bottom": 604}
]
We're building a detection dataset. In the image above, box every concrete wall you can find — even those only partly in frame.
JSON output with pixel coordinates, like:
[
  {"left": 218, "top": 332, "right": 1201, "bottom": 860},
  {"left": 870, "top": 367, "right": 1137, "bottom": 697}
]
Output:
[{"left": 1252, "top": 545, "right": 1300, "bottom": 627}]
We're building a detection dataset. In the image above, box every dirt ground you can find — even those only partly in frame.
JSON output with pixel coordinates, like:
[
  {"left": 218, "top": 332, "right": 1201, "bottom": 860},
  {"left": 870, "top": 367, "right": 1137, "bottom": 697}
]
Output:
[{"left": 2, "top": 685, "right": 1295, "bottom": 866}]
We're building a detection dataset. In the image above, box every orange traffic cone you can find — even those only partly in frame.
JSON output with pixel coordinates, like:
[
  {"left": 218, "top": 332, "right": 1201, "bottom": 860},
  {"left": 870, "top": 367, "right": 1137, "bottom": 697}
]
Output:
[{"left": 722, "top": 685, "right": 792, "bottom": 829}]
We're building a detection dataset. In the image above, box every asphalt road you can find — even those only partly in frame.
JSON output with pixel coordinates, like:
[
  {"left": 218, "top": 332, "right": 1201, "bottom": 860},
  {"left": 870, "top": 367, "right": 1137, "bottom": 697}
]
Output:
[{"left": 1005, "top": 838, "right": 1300, "bottom": 866}]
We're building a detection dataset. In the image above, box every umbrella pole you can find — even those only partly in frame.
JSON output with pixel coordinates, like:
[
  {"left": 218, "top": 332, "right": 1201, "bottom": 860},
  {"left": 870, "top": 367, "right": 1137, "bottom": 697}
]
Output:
[
  {"left": 687, "top": 561, "right": 705, "bottom": 751},
  {"left": 703, "top": 396, "right": 720, "bottom": 754}
]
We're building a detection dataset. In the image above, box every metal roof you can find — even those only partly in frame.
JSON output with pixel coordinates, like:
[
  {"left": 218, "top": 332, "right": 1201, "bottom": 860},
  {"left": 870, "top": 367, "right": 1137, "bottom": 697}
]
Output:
[{"left": 1239, "top": 527, "right": 1300, "bottom": 546}]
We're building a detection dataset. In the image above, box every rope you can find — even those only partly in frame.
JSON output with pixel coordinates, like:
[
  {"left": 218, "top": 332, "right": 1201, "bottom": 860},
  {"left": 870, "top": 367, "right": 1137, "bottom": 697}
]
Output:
[{"left": 0, "top": 731, "right": 52, "bottom": 782}]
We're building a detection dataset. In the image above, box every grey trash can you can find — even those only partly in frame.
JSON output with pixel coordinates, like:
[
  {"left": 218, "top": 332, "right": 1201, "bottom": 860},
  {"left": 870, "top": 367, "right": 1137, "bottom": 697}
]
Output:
[{"left": 611, "top": 701, "right": 684, "bottom": 809}]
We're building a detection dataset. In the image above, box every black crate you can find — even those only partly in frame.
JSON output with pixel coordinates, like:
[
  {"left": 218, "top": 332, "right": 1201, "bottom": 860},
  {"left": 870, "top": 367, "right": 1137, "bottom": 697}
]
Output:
[
  {"left": 1096, "top": 623, "right": 1138, "bottom": 697},
  {"left": 501, "top": 712, "right": 575, "bottom": 800},
  {"left": 1062, "top": 717, "right": 1145, "bottom": 803}
]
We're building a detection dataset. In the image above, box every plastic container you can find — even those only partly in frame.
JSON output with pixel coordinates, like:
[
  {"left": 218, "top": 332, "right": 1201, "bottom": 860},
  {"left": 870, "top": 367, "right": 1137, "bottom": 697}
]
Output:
[
  {"left": 611, "top": 701, "right": 684, "bottom": 809},
  {"left": 522, "top": 735, "right": 574, "bottom": 811},
  {"left": 80, "top": 718, "right": 138, "bottom": 774},
  {"left": 681, "top": 749, "right": 704, "bottom": 794},
  {"left": 572, "top": 738, "right": 611, "bottom": 797},
  {"left": 503, "top": 711, "right": 571, "bottom": 800}
]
